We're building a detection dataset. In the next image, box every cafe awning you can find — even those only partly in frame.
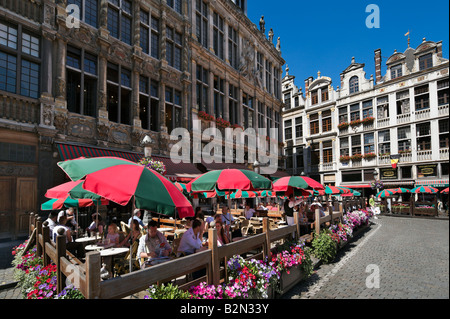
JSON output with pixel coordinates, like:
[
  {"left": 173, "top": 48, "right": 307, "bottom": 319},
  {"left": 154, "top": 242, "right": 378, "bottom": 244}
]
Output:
[
  {"left": 57, "top": 142, "right": 143, "bottom": 162},
  {"left": 415, "top": 179, "right": 449, "bottom": 188}
]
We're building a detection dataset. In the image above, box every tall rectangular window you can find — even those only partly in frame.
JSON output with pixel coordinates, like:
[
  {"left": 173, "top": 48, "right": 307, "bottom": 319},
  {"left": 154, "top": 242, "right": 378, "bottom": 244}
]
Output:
[
  {"left": 284, "top": 119, "right": 292, "bottom": 140},
  {"left": 213, "top": 12, "right": 224, "bottom": 60},
  {"left": 364, "top": 133, "right": 375, "bottom": 154},
  {"left": 0, "top": 22, "right": 40, "bottom": 99},
  {"left": 378, "top": 130, "right": 390, "bottom": 154},
  {"left": 322, "top": 141, "right": 333, "bottom": 163},
  {"left": 196, "top": 0, "right": 208, "bottom": 48},
  {"left": 107, "top": 63, "right": 131, "bottom": 125},
  {"left": 351, "top": 135, "right": 361, "bottom": 155},
  {"left": 151, "top": 17, "right": 160, "bottom": 59},
  {"left": 340, "top": 137, "right": 349, "bottom": 156},
  {"left": 242, "top": 92, "right": 253, "bottom": 128},
  {"left": 228, "top": 26, "right": 238, "bottom": 69},
  {"left": 265, "top": 60, "right": 272, "bottom": 94},
  {"left": 166, "top": 27, "right": 182, "bottom": 71},
  {"left": 295, "top": 117, "right": 302, "bottom": 139},
  {"left": 310, "top": 113, "right": 319, "bottom": 135},
  {"left": 66, "top": 46, "right": 97, "bottom": 117},
  {"left": 439, "top": 119, "right": 449, "bottom": 149},
  {"left": 258, "top": 101, "right": 265, "bottom": 130},
  {"left": 414, "top": 85, "right": 429, "bottom": 110},
  {"left": 257, "top": 52, "right": 264, "bottom": 83},
  {"left": 284, "top": 92, "right": 291, "bottom": 110},
  {"left": 416, "top": 122, "right": 431, "bottom": 151},
  {"left": 321, "top": 86, "right": 329, "bottom": 102},
  {"left": 107, "top": 0, "right": 132, "bottom": 45},
  {"left": 229, "top": 84, "right": 238, "bottom": 125},
  {"left": 139, "top": 76, "right": 159, "bottom": 132},
  {"left": 437, "top": 79, "right": 449, "bottom": 106},
  {"left": 196, "top": 65, "right": 209, "bottom": 113},
  {"left": 165, "top": 87, "right": 182, "bottom": 131},
  {"left": 139, "top": 9, "right": 150, "bottom": 54},
  {"left": 322, "top": 110, "right": 332, "bottom": 132},
  {"left": 362, "top": 100, "right": 373, "bottom": 119},
  {"left": 396, "top": 90, "right": 410, "bottom": 115},
  {"left": 311, "top": 90, "right": 318, "bottom": 105},
  {"left": 398, "top": 126, "right": 411, "bottom": 152},
  {"left": 213, "top": 75, "right": 225, "bottom": 119},
  {"left": 377, "top": 96, "right": 389, "bottom": 119}
]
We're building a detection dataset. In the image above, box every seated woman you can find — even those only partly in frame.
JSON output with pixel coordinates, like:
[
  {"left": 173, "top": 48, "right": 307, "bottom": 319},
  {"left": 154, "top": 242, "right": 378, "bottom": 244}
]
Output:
[
  {"left": 211, "top": 214, "right": 230, "bottom": 247},
  {"left": 119, "top": 219, "right": 141, "bottom": 247},
  {"left": 86, "top": 213, "right": 105, "bottom": 235}
]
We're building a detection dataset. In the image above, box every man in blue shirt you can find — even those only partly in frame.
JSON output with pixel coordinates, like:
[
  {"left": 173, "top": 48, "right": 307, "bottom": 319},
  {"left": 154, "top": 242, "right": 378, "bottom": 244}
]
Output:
[{"left": 128, "top": 209, "right": 145, "bottom": 228}]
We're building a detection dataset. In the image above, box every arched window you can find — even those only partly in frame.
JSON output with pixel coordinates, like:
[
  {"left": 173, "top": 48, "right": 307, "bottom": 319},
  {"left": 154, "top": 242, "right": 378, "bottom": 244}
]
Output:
[{"left": 349, "top": 76, "right": 359, "bottom": 94}]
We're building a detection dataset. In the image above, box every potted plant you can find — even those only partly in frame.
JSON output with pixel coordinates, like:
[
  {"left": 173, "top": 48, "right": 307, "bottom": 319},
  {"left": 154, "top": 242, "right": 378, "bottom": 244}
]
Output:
[
  {"left": 311, "top": 229, "right": 337, "bottom": 264},
  {"left": 215, "top": 117, "right": 231, "bottom": 128},
  {"left": 198, "top": 111, "right": 215, "bottom": 122}
]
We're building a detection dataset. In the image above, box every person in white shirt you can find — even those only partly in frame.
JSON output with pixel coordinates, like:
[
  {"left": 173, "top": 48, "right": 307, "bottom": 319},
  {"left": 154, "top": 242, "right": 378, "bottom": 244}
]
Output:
[
  {"left": 44, "top": 211, "right": 58, "bottom": 235},
  {"left": 244, "top": 204, "right": 256, "bottom": 220},
  {"left": 177, "top": 219, "right": 206, "bottom": 256},
  {"left": 138, "top": 220, "right": 172, "bottom": 268}
]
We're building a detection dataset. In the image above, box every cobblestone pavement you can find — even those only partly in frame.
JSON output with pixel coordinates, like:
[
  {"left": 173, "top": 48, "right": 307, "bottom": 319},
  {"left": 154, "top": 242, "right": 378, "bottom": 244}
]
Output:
[
  {"left": 0, "top": 240, "right": 23, "bottom": 299},
  {"left": 283, "top": 216, "right": 449, "bottom": 299}
]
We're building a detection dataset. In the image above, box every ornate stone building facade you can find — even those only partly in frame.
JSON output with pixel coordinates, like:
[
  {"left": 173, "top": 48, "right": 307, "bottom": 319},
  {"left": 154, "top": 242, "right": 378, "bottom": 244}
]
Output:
[
  {"left": 0, "top": 0, "right": 285, "bottom": 239},
  {"left": 282, "top": 38, "right": 449, "bottom": 197}
]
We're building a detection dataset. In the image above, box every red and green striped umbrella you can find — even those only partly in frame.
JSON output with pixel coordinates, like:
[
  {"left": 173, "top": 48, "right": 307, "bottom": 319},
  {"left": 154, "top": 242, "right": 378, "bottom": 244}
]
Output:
[
  {"left": 226, "top": 189, "right": 259, "bottom": 199},
  {"left": 41, "top": 196, "right": 108, "bottom": 210},
  {"left": 376, "top": 189, "right": 397, "bottom": 198},
  {"left": 187, "top": 169, "right": 272, "bottom": 192},
  {"left": 57, "top": 157, "right": 194, "bottom": 218},
  {"left": 390, "top": 188, "right": 411, "bottom": 194},
  {"left": 173, "top": 182, "right": 188, "bottom": 193},
  {"left": 441, "top": 187, "right": 449, "bottom": 194},
  {"left": 45, "top": 180, "right": 104, "bottom": 201},
  {"left": 273, "top": 176, "right": 324, "bottom": 197},
  {"left": 411, "top": 186, "right": 439, "bottom": 194},
  {"left": 190, "top": 191, "right": 220, "bottom": 199}
]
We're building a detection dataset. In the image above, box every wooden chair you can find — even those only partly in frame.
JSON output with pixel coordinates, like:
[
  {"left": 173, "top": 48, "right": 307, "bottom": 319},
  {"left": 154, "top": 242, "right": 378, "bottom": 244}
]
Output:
[
  {"left": 113, "top": 240, "right": 140, "bottom": 275},
  {"left": 120, "top": 221, "right": 130, "bottom": 236}
]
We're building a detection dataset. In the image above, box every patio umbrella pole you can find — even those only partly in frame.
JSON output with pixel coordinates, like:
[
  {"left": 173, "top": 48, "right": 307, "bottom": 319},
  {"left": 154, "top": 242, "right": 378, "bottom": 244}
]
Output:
[{"left": 76, "top": 207, "right": 79, "bottom": 239}]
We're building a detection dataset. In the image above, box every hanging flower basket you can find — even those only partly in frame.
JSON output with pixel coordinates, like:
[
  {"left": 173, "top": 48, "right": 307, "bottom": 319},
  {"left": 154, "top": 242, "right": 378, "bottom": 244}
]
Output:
[{"left": 138, "top": 157, "right": 167, "bottom": 176}]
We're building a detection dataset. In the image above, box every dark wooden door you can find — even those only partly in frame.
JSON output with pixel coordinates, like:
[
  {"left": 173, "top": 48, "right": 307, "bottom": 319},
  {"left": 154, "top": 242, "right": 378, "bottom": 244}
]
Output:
[
  {"left": 15, "top": 177, "right": 37, "bottom": 238},
  {"left": 0, "top": 177, "right": 14, "bottom": 240}
]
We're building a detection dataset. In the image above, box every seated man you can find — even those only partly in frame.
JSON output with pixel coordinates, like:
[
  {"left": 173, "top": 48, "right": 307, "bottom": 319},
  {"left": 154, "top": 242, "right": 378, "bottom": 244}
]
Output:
[
  {"left": 44, "top": 211, "right": 58, "bottom": 235},
  {"left": 244, "top": 204, "right": 256, "bottom": 220},
  {"left": 137, "top": 220, "right": 172, "bottom": 268},
  {"left": 177, "top": 219, "right": 207, "bottom": 256}
]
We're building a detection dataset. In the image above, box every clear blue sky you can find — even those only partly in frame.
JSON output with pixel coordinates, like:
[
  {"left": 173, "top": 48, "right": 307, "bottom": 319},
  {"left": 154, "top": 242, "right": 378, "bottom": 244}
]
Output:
[{"left": 248, "top": 0, "right": 449, "bottom": 88}]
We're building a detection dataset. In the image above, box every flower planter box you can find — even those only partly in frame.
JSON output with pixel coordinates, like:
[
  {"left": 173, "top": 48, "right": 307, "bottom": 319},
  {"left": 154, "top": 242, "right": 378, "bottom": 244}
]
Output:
[
  {"left": 414, "top": 208, "right": 437, "bottom": 217},
  {"left": 277, "top": 265, "right": 305, "bottom": 296}
]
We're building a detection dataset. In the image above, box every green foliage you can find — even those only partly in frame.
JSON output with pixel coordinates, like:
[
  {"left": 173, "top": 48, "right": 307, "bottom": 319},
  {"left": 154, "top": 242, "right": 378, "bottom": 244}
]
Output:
[
  {"left": 299, "top": 247, "right": 314, "bottom": 278},
  {"left": 311, "top": 229, "right": 338, "bottom": 264},
  {"left": 145, "top": 283, "right": 192, "bottom": 299}
]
